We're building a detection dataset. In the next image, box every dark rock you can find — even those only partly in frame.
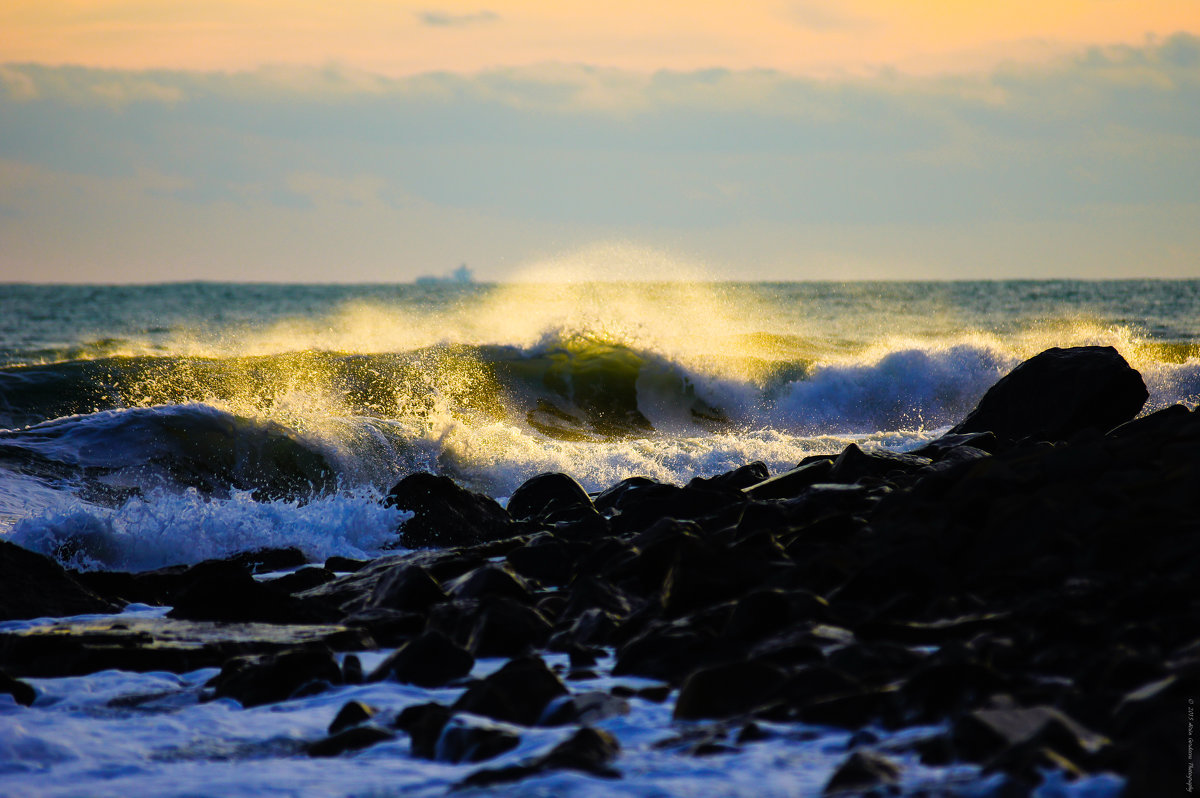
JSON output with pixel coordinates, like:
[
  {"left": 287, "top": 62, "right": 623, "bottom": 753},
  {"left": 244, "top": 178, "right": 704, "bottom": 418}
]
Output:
[
  {"left": 341, "top": 654, "right": 363, "bottom": 684},
  {"left": 395, "top": 702, "right": 454, "bottom": 759},
  {"left": 688, "top": 461, "right": 770, "bottom": 493},
  {"left": 453, "top": 655, "right": 569, "bottom": 726},
  {"left": 0, "top": 615, "right": 370, "bottom": 678},
  {"left": 324, "top": 556, "right": 368, "bottom": 572},
  {"left": 830, "top": 443, "right": 931, "bottom": 483},
  {"left": 506, "top": 535, "right": 579, "bottom": 586},
  {"left": 950, "top": 346, "right": 1148, "bottom": 443},
  {"left": 674, "top": 660, "right": 788, "bottom": 720},
  {"left": 270, "top": 566, "right": 335, "bottom": 594},
  {"left": 385, "top": 472, "right": 512, "bottom": 548},
  {"left": 329, "top": 700, "right": 376, "bottom": 734},
  {"left": 0, "top": 669, "right": 36, "bottom": 706},
  {"left": 307, "top": 725, "right": 395, "bottom": 757},
  {"left": 742, "top": 459, "right": 833, "bottom": 500},
  {"left": 542, "top": 690, "right": 630, "bottom": 726},
  {"left": 206, "top": 647, "right": 343, "bottom": 707},
  {"left": 228, "top": 547, "right": 309, "bottom": 573},
  {"left": 466, "top": 597, "right": 553, "bottom": 658},
  {"left": 0, "top": 539, "right": 119, "bottom": 621},
  {"left": 613, "top": 625, "right": 719, "bottom": 684},
  {"left": 368, "top": 631, "right": 474, "bottom": 687},
  {"left": 951, "top": 706, "right": 1108, "bottom": 764},
  {"left": 166, "top": 560, "right": 336, "bottom": 624},
  {"left": 445, "top": 564, "right": 532, "bottom": 603},
  {"left": 822, "top": 750, "right": 900, "bottom": 795},
  {"left": 506, "top": 472, "right": 593, "bottom": 521},
  {"left": 368, "top": 565, "right": 447, "bottom": 612},
  {"left": 437, "top": 718, "right": 522, "bottom": 763},
  {"left": 457, "top": 727, "right": 620, "bottom": 788},
  {"left": 341, "top": 607, "right": 426, "bottom": 646}
]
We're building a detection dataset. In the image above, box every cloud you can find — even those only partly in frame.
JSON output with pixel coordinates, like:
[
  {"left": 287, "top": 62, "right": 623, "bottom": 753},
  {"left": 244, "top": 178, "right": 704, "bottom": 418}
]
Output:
[
  {"left": 416, "top": 9, "right": 499, "bottom": 28},
  {"left": 0, "top": 34, "right": 1197, "bottom": 279}
]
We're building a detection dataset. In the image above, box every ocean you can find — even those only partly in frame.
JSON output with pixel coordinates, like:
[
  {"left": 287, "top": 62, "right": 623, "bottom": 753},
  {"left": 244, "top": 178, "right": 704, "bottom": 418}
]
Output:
[{"left": 1, "top": 279, "right": 1196, "bottom": 796}]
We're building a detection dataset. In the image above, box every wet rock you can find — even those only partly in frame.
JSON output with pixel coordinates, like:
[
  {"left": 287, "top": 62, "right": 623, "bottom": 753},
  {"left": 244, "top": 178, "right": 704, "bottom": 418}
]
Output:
[
  {"left": 0, "top": 539, "right": 119, "bottom": 621},
  {"left": 0, "top": 669, "right": 36, "bottom": 706},
  {"left": 207, "top": 647, "right": 343, "bottom": 707},
  {"left": 950, "top": 346, "right": 1148, "bottom": 444},
  {"left": 613, "top": 624, "right": 719, "bottom": 684},
  {"left": 368, "top": 564, "right": 447, "bottom": 612},
  {"left": 368, "top": 630, "right": 474, "bottom": 687},
  {"left": 385, "top": 472, "right": 512, "bottom": 548},
  {"left": 742, "top": 458, "right": 834, "bottom": 500},
  {"left": 506, "top": 535, "right": 579, "bottom": 586},
  {"left": 271, "top": 566, "right": 335, "bottom": 593},
  {"left": 466, "top": 597, "right": 553, "bottom": 658},
  {"left": 341, "top": 654, "right": 363, "bottom": 684},
  {"left": 341, "top": 607, "right": 425, "bottom": 646},
  {"left": 506, "top": 472, "right": 593, "bottom": 522},
  {"left": 445, "top": 564, "right": 533, "bottom": 603},
  {"left": 822, "top": 750, "right": 901, "bottom": 795},
  {"left": 687, "top": 461, "right": 770, "bottom": 493},
  {"left": 436, "top": 717, "right": 522, "bottom": 763},
  {"left": 674, "top": 660, "right": 788, "bottom": 720},
  {"left": 166, "top": 560, "right": 337, "bottom": 624},
  {"left": 453, "top": 655, "right": 569, "bottom": 726},
  {"left": 457, "top": 727, "right": 620, "bottom": 788},
  {"left": 307, "top": 725, "right": 395, "bottom": 757},
  {"left": 830, "top": 443, "right": 931, "bottom": 483},
  {"left": 951, "top": 706, "right": 1108, "bottom": 764},
  {"left": 395, "top": 702, "right": 455, "bottom": 759},
  {"left": 542, "top": 690, "right": 630, "bottom": 726},
  {"left": 0, "top": 616, "right": 370, "bottom": 678},
  {"left": 228, "top": 547, "right": 309, "bottom": 573},
  {"left": 324, "top": 555, "right": 368, "bottom": 572},
  {"left": 329, "top": 700, "right": 377, "bottom": 734}
]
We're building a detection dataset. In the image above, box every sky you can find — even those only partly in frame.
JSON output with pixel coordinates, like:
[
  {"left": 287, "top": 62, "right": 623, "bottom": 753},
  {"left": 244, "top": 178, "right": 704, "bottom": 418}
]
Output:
[{"left": 1, "top": 2, "right": 1198, "bottom": 281}]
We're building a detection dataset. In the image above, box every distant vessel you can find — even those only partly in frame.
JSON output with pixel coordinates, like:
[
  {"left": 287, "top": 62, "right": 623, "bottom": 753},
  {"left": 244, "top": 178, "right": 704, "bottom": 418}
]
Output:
[{"left": 415, "top": 263, "right": 474, "bottom": 286}]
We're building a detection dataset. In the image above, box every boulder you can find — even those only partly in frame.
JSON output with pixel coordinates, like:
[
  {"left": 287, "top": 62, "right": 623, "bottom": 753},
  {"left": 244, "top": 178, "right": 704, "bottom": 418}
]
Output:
[
  {"left": 384, "top": 472, "right": 512, "bottom": 548},
  {"left": 950, "top": 346, "right": 1147, "bottom": 443},
  {"left": 506, "top": 472, "right": 593, "bottom": 521},
  {"left": 206, "top": 647, "right": 343, "bottom": 707},
  {"left": 368, "top": 630, "right": 474, "bottom": 687},
  {"left": 453, "top": 655, "right": 568, "bottom": 726},
  {"left": 0, "top": 539, "right": 119, "bottom": 621}
]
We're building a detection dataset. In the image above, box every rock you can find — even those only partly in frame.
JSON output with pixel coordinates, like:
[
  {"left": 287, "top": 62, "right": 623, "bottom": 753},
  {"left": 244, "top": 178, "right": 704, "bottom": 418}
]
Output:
[
  {"left": 457, "top": 727, "right": 620, "bottom": 788},
  {"left": 368, "top": 631, "right": 474, "bottom": 687},
  {"left": 673, "top": 660, "right": 788, "bottom": 720},
  {"left": 368, "top": 565, "right": 447, "bottom": 612},
  {"left": 228, "top": 547, "right": 309, "bottom": 573},
  {"left": 506, "top": 535, "right": 580, "bottom": 586},
  {"left": 445, "top": 564, "right": 533, "bottom": 603},
  {"left": 324, "top": 556, "right": 368, "bottom": 572},
  {"left": 542, "top": 690, "right": 630, "bottom": 726},
  {"left": 307, "top": 725, "right": 395, "bottom": 757},
  {"left": 453, "top": 655, "right": 569, "bottom": 726},
  {"left": 0, "top": 669, "right": 36, "bottom": 706},
  {"left": 166, "top": 560, "right": 337, "bottom": 624},
  {"left": 687, "top": 461, "right": 770, "bottom": 493},
  {"left": 823, "top": 750, "right": 901, "bottom": 795},
  {"left": 270, "top": 566, "right": 335, "bottom": 593},
  {"left": 950, "top": 346, "right": 1148, "bottom": 443},
  {"left": 951, "top": 706, "right": 1108, "bottom": 764},
  {"left": 830, "top": 443, "right": 931, "bottom": 483},
  {"left": 466, "top": 597, "right": 553, "bottom": 658},
  {"left": 394, "top": 702, "right": 455, "bottom": 759},
  {"left": 742, "top": 459, "right": 833, "bottom": 500},
  {"left": 0, "top": 616, "right": 370, "bottom": 678},
  {"left": 0, "top": 539, "right": 119, "bottom": 621},
  {"left": 206, "top": 647, "right": 343, "bottom": 707},
  {"left": 329, "top": 700, "right": 376, "bottom": 735},
  {"left": 506, "top": 472, "right": 593, "bottom": 521},
  {"left": 385, "top": 472, "right": 512, "bottom": 548},
  {"left": 436, "top": 718, "right": 522, "bottom": 763}
]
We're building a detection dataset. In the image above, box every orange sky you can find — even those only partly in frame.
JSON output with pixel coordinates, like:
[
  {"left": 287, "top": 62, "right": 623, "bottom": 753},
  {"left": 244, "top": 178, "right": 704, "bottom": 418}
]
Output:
[{"left": 2, "top": 0, "right": 1198, "bottom": 76}]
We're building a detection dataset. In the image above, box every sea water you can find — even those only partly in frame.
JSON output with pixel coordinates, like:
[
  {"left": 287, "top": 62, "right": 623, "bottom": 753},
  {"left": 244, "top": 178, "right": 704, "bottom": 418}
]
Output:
[{"left": 1, "top": 278, "right": 1194, "bottom": 796}]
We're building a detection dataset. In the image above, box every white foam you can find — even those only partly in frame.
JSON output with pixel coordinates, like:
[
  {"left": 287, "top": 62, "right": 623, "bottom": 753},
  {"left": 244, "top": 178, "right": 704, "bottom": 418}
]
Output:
[{"left": 7, "top": 488, "right": 407, "bottom": 572}]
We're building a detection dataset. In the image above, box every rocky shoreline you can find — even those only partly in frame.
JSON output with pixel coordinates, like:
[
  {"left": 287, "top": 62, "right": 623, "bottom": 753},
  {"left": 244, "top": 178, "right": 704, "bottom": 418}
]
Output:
[{"left": 2, "top": 345, "right": 1195, "bottom": 795}]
